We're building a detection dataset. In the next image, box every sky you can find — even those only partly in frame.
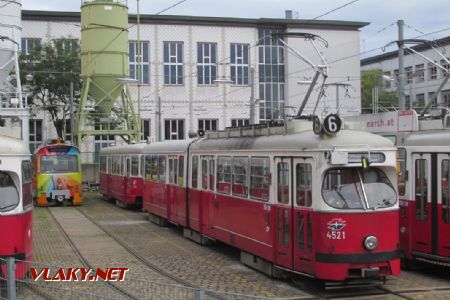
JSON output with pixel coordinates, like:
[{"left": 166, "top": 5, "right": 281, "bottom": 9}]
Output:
[{"left": 21, "top": 0, "right": 450, "bottom": 58}]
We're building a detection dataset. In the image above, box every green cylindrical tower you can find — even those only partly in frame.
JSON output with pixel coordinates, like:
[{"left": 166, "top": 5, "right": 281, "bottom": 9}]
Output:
[{"left": 80, "top": 0, "right": 129, "bottom": 114}]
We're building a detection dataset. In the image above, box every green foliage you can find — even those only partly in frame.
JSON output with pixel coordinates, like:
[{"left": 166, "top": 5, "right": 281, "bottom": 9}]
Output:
[
  {"left": 19, "top": 38, "right": 81, "bottom": 139},
  {"left": 361, "top": 69, "right": 398, "bottom": 113}
]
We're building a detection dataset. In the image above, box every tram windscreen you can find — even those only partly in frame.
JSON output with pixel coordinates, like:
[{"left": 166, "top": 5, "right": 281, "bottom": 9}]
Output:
[
  {"left": 0, "top": 172, "right": 19, "bottom": 212},
  {"left": 322, "top": 168, "right": 396, "bottom": 210},
  {"left": 40, "top": 155, "right": 78, "bottom": 173}
]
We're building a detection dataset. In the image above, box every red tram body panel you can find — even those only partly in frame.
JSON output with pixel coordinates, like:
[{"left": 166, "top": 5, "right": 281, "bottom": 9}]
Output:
[{"left": 0, "top": 136, "right": 32, "bottom": 279}]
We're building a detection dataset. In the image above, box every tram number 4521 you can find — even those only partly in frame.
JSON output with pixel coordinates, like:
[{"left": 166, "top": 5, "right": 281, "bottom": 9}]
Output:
[{"left": 326, "top": 230, "right": 346, "bottom": 240}]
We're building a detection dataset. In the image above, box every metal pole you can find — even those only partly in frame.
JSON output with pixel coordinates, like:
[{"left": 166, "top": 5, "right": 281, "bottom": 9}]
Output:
[
  {"left": 398, "top": 20, "right": 406, "bottom": 111},
  {"left": 6, "top": 257, "right": 16, "bottom": 300},
  {"left": 336, "top": 85, "right": 340, "bottom": 115},
  {"left": 249, "top": 67, "right": 255, "bottom": 124},
  {"left": 136, "top": 0, "right": 142, "bottom": 142},
  {"left": 156, "top": 96, "right": 161, "bottom": 141},
  {"left": 70, "top": 81, "right": 74, "bottom": 144}
]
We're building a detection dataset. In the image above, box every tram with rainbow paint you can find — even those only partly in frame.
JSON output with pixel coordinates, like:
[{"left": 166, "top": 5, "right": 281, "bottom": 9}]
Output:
[{"left": 34, "top": 139, "right": 83, "bottom": 206}]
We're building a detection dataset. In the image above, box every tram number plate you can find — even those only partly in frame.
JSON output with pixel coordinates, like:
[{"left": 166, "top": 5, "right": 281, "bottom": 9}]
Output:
[{"left": 326, "top": 230, "right": 346, "bottom": 240}]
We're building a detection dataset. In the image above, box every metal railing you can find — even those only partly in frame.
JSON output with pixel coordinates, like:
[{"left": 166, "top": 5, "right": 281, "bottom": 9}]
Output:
[{"left": 0, "top": 258, "right": 273, "bottom": 300}]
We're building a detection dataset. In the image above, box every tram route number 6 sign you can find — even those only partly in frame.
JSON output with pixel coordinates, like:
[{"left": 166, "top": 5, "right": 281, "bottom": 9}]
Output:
[{"left": 312, "top": 114, "right": 342, "bottom": 135}]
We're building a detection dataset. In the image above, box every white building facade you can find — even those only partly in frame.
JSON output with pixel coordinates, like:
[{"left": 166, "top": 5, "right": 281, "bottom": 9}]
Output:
[
  {"left": 361, "top": 36, "right": 450, "bottom": 110},
  {"left": 21, "top": 10, "right": 366, "bottom": 162}
]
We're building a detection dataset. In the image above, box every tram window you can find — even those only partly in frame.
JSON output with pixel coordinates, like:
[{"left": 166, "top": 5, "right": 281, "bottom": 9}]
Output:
[
  {"left": 297, "top": 213, "right": 305, "bottom": 250},
  {"left": 144, "top": 155, "right": 158, "bottom": 181},
  {"left": 178, "top": 156, "right": 184, "bottom": 186},
  {"left": 40, "top": 155, "right": 78, "bottom": 173},
  {"left": 158, "top": 156, "right": 166, "bottom": 183},
  {"left": 233, "top": 157, "right": 248, "bottom": 197},
  {"left": 100, "top": 156, "right": 107, "bottom": 173},
  {"left": 415, "top": 159, "right": 428, "bottom": 220},
  {"left": 277, "top": 162, "right": 289, "bottom": 204},
  {"left": 0, "top": 172, "right": 19, "bottom": 212},
  {"left": 192, "top": 156, "right": 199, "bottom": 188},
  {"left": 107, "top": 157, "right": 112, "bottom": 174},
  {"left": 217, "top": 156, "right": 232, "bottom": 194},
  {"left": 169, "top": 157, "right": 178, "bottom": 185},
  {"left": 22, "top": 160, "right": 33, "bottom": 209},
  {"left": 441, "top": 160, "right": 450, "bottom": 224},
  {"left": 397, "top": 148, "right": 406, "bottom": 196},
  {"left": 322, "top": 168, "right": 396, "bottom": 210},
  {"left": 141, "top": 156, "right": 144, "bottom": 177},
  {"left": 131, "top": 155, "right": 139, "bottom": 177},
  {"left": 250, "top": 157, "right": 270, "bottom": 201},
  {"left": 120, "top": 156, "right": 124, "bottom": 175},
  {"left": 202, "top": 159, "right": 208, "bottom": 189},
  {"left": 296, "top": 163, "right": 312, "bottom": 207},
  {"left": 209, "top": 159, "right": 215, "bottom": 191}
]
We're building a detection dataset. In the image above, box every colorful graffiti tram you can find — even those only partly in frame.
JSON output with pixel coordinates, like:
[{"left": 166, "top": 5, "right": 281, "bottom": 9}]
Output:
[{"left": 34, "top": 140, "right": 83, "bottom": 206}]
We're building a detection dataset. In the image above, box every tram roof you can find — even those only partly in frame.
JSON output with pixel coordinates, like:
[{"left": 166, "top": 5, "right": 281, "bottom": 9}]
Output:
[
  {"left": 100, "top": 143, "right": 148, "bottom": 155},
  {"left": 402, "top": 130, "right": 450, "bottom": 147},
  {"left": 141, "top": 140, "right": 193, "bottom": 154},
  {"left": 0, "top": 135, "right": 30, "bottom": 155},
  {"left": 190, "top": 130, "right": 394, "bottom": 152}
]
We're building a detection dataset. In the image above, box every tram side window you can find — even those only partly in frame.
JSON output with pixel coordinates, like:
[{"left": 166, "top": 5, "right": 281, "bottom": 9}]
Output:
[
  {"left": 158, "top": 156, "right": 166, "bottom": 183},
  {"left": 100, "top": 156, "right": 107, "bottom": 173},
  {"left": 120, "top": 156, "right": 125, "bottom": 175},
  {"left": 0, "top": 172, "right": 19, "bottom": 212},
  {"left": 441, "top": 160, "right": 450, "bottom": 224},
  {"left": 250, "top": 157, "right": 270, "bottom": 201},
  {"left": 277, "top": 162, "right": 289, "bottom": 204},
  {"left": 397, "top": 148, "right": 406, "bottom": 196},
  {"left": 22, "top": 160, "right": 33, "bottom": 209},
  {"left": 233, "top": 157, "right": 248, "bottom": 197},
  {"left": 107, "top": 157, "right": 112, "bottom": 175},
  {"left": 191, "top": 156, "right": 198, "bottom": 188},
  {"left": 217, "top": 156, "right": 232, "bottom": 194},
  {"left": 209, "top": 159, "right": 215, "bottom": 191},
  {"left": 111, "top": 157, "right": 118, "bottom": 175},
  {"left": 296, "top": 163, "right": 312, "bottom": 207},
  {"left": 169, "top": 157, "right": 178, "bottom": 184},
  {"left": 144, "top": 155, "right": 158, "bottom": 181},
  {"left": 140, "top": 156, "right": 144, "bottom": 178},
  {"left": 131, "top": 155, "right": 139, "bottom": 176},
  {"left": 178, "top": 156, "right": 184, "bottom": 186},
  {"left": 202, "top": 159, "right": 208, "bottom": 189},
  {"left": 415, "top": 159, "right": 428, "bottom": 221}
]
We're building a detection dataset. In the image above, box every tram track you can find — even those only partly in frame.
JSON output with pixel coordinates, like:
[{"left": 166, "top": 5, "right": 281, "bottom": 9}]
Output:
[
  {"left": 76, "top": 204, "right": 233, "bottom": 300},
  {"left": 47, "top": 207, "right": 136, "bottom": 300}
]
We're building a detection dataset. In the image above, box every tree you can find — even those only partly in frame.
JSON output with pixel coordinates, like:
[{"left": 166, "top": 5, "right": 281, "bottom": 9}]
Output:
[
  {"left": 361, "top": 69, "right": 398, "bottom": 113},
  {"left": 19, "top": 38, "right": 81, "bottom": 139}
]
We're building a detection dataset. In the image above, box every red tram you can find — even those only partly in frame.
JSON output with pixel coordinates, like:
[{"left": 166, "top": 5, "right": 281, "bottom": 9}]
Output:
[
  {"left": 0, "top": 135, "right": 32, "bottom": 279},
  {"left": 99, "top": 144, "right": 146, "bottom": 208},
  {"left": 133, "top": 118, "right": 401, "bottom": 282}
]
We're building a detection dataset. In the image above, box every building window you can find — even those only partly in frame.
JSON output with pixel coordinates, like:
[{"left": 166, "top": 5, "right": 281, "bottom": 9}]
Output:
[
  {"left": 405, "top": 66, "right": 413, "bottom": 84},
  {"left": 197, "top": 42, "right": 217, "bottom": 85},
  {"left": 441, "top": 58, "right": 450, "bottom": 78},
  {"left": 230, "top": 43, "right": 249, "bottom": 85},
  {"left": 29, "top": 119, "right": 43, "bottom": 153},
  {"left": 442, "top": 90, "right": 450, "bottom": 106},
  {"left": 415, "top": 64, "right": 424, "bottom": 83},
  {"left": 64, "top": 119, "right": 72, "bottom": 143},
  {"left": 141, "top": 119, "right": 151, "bottom": 141},
  {"left": 94, "top": 124, "right": 115, "bottom": 163},
  {"left": 163, "top": 41, "right": 183, "bottom": 85},
  {"left": 415, "top": 93, "right": 425, "bottom": 108},
  {"left": 21, "top": 38, "right": 41, "bottom": 55},
  {"left": 164, "top": 119, "right": 184, "bottom": 140},
  {"left": 393, "top": 69, "right": 399, "bottom": 86},
  {"left": 428, "top": 62, "right": 437, "bottom": 80},
  {"left": 383, "top": 71, "right": 391, "bottom": 89},
  {"left": 428, "top": 92, "right": 437, "bottom": 107},
  {"left": 231, "top": 118, "right": 250, "bottom": 127},
  {"left": 129, "top": 41, "right": 150, "bottom": 84},
  {"left": 54, "top": 39, "right": 78, "bottom": 54},
  {"left": 198, "top": 119, "right": 217, "bottom": 132}
]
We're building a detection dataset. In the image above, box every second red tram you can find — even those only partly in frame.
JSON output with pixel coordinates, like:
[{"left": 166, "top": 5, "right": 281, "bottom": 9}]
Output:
[
  {"left": 136, "top": 121, "right": 401, "bottom": 282},
  {"left": 99, "top": 144, "right": 146, "bottom": 208}
]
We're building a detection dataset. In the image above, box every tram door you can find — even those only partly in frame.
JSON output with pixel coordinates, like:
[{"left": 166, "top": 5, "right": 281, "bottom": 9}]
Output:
[
  {"left": 437, "top": 154, "right": 450, "bottom": 257},
  {"left": 274, "top": 157, "right": 294, "bottom": 269},
  {"left": 412, "top": 153, "right": 432, "bottom": 254},
  {"left": 125, "top": 157, "right": 131, "bottom": 198},
  {"left": 292, "top": 158, "right": 315, "bottom": 274}
]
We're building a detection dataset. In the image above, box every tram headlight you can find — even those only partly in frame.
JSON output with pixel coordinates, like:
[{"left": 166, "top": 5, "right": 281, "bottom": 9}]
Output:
[{"left": 364, "top": 235, "right": 378, "bottom": 251}]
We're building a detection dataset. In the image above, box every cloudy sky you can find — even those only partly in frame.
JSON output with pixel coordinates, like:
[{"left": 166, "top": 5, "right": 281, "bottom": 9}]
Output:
[{"left": 22, "top": 0, "right": 450, "bottom": 58}]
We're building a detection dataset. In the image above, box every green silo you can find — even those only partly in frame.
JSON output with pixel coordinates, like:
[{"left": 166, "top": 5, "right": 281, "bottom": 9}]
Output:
[
  {"left": 80, "top": 0, "right": 128, "bottom": 114},
  {"left": 76, "top": 0, "right": 140, "bottom": 147}
]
